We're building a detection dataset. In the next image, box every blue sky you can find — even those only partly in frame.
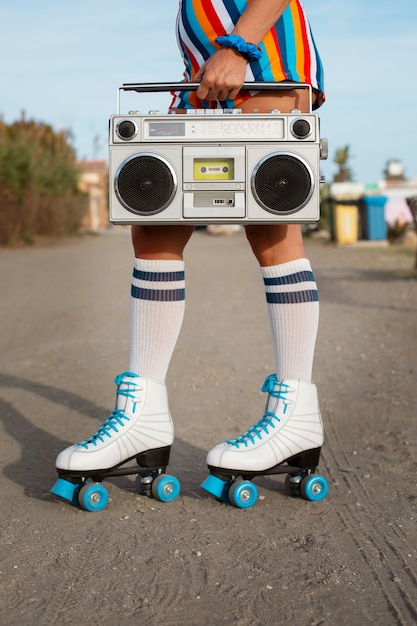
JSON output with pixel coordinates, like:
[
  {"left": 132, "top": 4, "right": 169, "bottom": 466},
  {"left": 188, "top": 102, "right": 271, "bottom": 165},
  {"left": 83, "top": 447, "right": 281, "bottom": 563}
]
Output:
[{"left": 1, "top": 0, "right": 416, "bottom": 184}]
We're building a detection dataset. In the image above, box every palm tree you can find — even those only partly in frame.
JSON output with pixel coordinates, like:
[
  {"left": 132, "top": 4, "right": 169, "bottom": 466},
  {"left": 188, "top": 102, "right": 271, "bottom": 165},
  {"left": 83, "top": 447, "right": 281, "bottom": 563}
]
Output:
[{"left": 333, "top": 145, "right": 352, "bottom": 182}]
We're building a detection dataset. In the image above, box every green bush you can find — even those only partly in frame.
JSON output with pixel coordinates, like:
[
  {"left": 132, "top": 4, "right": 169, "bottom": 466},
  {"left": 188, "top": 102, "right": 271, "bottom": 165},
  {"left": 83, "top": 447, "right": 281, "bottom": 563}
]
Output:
[{"left": 0, "top": 114, "right": 87, "bottom": 245}]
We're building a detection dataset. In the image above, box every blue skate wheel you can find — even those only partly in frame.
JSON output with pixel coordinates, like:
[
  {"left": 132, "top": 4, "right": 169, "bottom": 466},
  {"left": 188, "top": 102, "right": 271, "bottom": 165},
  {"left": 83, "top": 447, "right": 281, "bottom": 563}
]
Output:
[
  {"left": 77, "top": 482, "right": 109, "bottom": 512},
  {"left": 50, "top": 477, "right": 82, "bottom": 506},
  {"left": 228, "top": 480, "right": 258, "bottom": 509},
  {"left": 151, "top": 474, "right": 180, "bottom": 503},
  {"left": 300, "top": 474, "right": 328, "bottom": 502}
]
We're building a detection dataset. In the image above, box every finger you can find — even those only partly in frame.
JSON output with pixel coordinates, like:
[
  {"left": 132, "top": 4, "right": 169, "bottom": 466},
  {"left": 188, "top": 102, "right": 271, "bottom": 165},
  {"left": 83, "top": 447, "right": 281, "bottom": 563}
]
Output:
[
  {"left": 216, "top": 90, "right": 230, "bottom": 101},
  {"left": 196, "top": 83, "right": 210, "bottom": 100},
  {"left": 195, "top": 67, "right": 211, "bottom": 100},
  {"left": 227, "top": 86, "right": 242, "bottom": 101}
]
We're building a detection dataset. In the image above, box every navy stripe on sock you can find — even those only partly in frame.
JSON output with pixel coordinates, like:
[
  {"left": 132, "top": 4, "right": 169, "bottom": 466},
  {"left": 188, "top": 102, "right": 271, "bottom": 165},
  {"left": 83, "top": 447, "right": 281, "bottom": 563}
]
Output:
[
  {"left": 263, "top": 270, "right": 315, "bottom": 286},
  {"left": 133, "top": 269, "right": 185, "bottom": 282},
  {"left": 266, "top": 289, "right": 319, "bottom": 304},
  {"left": 131, "top": 286, "right": 185, "bottom": 302}
]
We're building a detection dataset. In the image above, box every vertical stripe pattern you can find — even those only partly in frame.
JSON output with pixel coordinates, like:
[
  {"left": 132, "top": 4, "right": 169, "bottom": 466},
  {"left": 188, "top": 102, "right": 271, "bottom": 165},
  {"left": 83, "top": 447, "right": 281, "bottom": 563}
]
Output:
[{"left": 171, "top": 0, "right": 325, "bottom": 110}]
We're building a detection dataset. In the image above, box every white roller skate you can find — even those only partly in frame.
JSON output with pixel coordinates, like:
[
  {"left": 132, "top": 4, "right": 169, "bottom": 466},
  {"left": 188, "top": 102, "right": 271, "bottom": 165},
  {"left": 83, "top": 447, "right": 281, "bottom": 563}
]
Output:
[
  {"left": 201, "top": 374, "right": 328, "bottom": 508},
  {"left": 50, "top": 372, "right": 180, "bottom": 511}
]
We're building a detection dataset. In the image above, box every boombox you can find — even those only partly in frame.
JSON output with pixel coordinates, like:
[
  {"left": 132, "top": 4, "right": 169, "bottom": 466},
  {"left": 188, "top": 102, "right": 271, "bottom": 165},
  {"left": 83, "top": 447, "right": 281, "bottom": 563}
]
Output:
[{"left": 109, "top": 82, "right": 328, "bottom": 224}]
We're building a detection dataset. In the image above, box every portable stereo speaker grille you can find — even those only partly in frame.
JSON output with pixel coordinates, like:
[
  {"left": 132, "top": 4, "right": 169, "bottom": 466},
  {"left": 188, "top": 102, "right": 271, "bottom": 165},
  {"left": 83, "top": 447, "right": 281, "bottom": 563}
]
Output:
[
  {"left": 109, "top": 82, "right": 328, "bottom": 225},
  {"left": 115, "top": 153, "right": 177, "bottom": 215},
  {"left": 251, "top": 152, "right": 313, "bottom": 214}
]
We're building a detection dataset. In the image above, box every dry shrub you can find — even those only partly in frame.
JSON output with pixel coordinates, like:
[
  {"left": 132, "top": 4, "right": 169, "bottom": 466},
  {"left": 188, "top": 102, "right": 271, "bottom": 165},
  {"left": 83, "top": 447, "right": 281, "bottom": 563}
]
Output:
[{"left": 0, "top": 114, "right": 87, "bottom": 245}]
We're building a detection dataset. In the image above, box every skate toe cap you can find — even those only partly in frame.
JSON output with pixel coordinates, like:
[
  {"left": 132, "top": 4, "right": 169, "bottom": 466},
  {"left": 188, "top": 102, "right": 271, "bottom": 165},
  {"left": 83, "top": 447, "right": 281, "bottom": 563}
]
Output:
[
  {"left": 55, "top": 445, "right": 78, "bottom": 470},
  {"left": 206, "top": 443, "right": 246, "bottom": 470},
  {"left": 55, "top": 446, "right": 110, "bottom": 472},
  {"left": 206, "top": 443, "right": 227, "bottom": 467},
  {"left": 206, "top": 441, "right": 277, "bottom": 473},
  {"left": 55, "top": 442, "right": 125, "bottom": 472}
]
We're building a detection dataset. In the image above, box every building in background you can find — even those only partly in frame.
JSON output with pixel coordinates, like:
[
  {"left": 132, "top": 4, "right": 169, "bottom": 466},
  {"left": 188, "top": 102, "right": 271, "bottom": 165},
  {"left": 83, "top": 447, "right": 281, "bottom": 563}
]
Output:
[{"left": 77, "top": 160, "right": 108, "bottom": 231}]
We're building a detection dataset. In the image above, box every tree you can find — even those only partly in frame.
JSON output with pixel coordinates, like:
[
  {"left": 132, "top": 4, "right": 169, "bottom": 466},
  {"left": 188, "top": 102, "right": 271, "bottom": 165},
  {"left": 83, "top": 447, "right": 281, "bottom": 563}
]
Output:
[
  {"left": 0, "top": 114, "right": 87, "bottom": 245},
  {"left": 333, "top": 145, "right": 353, "bottom": 182}
]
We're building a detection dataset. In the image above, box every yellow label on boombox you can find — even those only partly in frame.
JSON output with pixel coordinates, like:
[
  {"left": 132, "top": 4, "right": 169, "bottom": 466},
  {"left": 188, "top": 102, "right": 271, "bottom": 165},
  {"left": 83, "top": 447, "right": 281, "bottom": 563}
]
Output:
[{"left": 193, "top": 158, "right": 235, "bottom": 181}]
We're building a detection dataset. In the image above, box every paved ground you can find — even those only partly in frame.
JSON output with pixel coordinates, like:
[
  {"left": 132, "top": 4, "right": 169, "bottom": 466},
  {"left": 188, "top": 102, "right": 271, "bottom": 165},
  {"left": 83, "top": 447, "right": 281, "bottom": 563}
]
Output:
[{"left": 0, "top": 229, "right": 416, "bottom": 625}]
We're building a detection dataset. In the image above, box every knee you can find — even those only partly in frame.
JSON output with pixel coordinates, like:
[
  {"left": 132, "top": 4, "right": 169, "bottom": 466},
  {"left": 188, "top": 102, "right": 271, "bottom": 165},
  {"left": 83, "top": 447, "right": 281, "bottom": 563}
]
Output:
[
  {"left": 244, "top": 225, "right": 287, "bottom": 261},
  {"left": 244, "top": 224, "right": 304, "bottom": 266},
  {"left": 131, "top": 225, "right": 194, "bottom": 259}
]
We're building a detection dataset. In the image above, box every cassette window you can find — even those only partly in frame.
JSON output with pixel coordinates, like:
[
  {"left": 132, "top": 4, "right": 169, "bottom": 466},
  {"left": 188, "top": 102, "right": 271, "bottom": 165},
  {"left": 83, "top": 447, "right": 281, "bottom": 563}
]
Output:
[{"left": 193, "top": 158, "right": 235, "bottom": 181}]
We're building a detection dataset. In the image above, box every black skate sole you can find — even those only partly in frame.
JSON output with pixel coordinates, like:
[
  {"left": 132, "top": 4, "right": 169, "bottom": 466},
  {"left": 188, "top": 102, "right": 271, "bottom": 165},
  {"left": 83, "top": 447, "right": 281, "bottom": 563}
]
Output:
[
  {"left": 56, "top": 446, "right": 172, "bottom": 483},
  {"left": 201, "top": 447, "right": 328, "bottom": 507},
  {"left": 207, "top": 447, "right": 322, "bottom": 481}
]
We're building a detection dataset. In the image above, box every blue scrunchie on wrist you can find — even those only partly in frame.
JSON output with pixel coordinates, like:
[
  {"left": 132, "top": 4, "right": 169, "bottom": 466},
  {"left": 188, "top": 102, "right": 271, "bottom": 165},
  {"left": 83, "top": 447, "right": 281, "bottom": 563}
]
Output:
[{"left": 214, "top": 34, "right": 263, "bottom": 62}]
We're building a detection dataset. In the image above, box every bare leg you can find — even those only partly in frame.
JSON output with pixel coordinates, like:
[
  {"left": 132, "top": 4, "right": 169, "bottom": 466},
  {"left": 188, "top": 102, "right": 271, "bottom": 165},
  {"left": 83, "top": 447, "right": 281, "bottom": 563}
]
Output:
[
  {"left": 131, "top": 224, "right": 195, "bottom": 260},
  {"left": 239, "top": 89, "right": 310, "bottom": 264}
]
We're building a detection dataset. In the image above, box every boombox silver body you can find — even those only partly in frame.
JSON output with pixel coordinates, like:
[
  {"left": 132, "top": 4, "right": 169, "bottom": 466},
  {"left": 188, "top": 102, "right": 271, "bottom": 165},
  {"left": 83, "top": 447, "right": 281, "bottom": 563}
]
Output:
[{"left": 109, "top": 82, "right": 328, "bottom": 225}]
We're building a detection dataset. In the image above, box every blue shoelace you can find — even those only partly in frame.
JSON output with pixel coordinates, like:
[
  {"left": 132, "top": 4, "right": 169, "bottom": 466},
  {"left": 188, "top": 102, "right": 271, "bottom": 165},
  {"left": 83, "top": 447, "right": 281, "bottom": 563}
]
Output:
[
  {"left": 226, "top": 375, "right": 292, "bottom": 449},
  {"left": 75, "top": 372, "right": 140, "bottom": 449}
]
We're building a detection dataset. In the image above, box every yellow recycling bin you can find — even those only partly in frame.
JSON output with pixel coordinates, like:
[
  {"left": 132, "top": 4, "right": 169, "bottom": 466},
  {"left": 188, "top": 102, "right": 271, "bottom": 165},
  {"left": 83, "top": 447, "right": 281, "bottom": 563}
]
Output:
[{"left": 332, "top": 202, "right": 359, "bottom": 244}]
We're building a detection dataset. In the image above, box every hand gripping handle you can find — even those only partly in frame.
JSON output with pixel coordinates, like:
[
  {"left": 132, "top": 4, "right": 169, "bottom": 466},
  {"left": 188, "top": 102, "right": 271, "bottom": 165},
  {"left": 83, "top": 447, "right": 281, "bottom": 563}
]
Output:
[{"left": 117, "top": 81, "right": 312, "bottom": 113}]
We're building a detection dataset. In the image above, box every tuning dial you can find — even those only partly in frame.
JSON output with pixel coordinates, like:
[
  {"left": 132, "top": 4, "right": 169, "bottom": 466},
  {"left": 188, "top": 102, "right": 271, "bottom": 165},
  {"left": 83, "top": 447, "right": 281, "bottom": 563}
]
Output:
[
  {"left": 290, "top": 118, "right": 312, "bottom": 139},
  {"left": 116, "top": 119, "right": 138, "bottom": 140}
]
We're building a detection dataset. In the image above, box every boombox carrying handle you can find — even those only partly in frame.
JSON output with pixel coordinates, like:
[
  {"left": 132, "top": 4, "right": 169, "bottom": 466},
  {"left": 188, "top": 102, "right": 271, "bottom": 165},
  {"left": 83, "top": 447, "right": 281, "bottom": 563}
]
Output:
[{"left": 118, "top": 81, "right": 312, "bottom": 114}]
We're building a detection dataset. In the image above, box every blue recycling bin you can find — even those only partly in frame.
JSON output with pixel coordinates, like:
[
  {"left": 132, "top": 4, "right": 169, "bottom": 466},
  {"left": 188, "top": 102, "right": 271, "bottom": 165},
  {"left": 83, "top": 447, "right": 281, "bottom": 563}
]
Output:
[{"left": 361, "top": 196, "right": 387, "bottom": 240}]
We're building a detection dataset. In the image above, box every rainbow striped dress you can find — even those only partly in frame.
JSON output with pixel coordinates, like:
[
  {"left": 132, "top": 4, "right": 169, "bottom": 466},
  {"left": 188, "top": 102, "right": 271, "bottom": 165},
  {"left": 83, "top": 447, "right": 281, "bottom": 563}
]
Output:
[{"left": 170, "top": 0, "right": 325, "bottom": 110}]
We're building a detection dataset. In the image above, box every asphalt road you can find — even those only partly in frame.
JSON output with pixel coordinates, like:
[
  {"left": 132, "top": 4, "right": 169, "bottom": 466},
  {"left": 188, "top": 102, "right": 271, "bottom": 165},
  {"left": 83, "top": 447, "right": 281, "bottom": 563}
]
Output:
[{"left": 0, "top": 229, "right": 416, "bottom": 625}]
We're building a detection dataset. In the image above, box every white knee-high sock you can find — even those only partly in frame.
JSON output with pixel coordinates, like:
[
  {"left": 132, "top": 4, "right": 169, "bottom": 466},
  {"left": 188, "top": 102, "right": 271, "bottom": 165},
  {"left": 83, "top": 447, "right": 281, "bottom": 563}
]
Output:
[
  {"left": 130, "top": 258, "right": 185, "bottom": 382},
  {"left": 261, "top": 258, "right": 319, "bottom": 383}
]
